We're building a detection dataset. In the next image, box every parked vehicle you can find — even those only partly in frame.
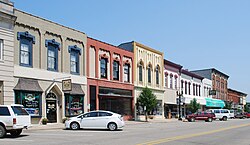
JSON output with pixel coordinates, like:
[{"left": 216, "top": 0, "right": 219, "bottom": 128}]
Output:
[
  {"left": 245, "top": 112, "right": 250, "bottom": 118},
  {"left": 229, "top": 110, "right": 235, "bottom": 119},
  {"left": 208, "top": 109, "right": 230, "bottom": 121},
  {"left": 65, "top": 110, "right": 125, "bottom": 131},
  {"left": 0, "top": 104, "right": 31, "bottom": 138},
  {"left": 234, "top": 112, "right": 247, "bottom": 119},
  {"left": 186, "top": 111, "right": 216, "bottom": 122}
]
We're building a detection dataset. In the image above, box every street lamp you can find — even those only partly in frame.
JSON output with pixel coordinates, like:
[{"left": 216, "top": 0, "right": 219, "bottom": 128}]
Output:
[{"left": 176, "top": 88, "right": 183, "bottom": 121}]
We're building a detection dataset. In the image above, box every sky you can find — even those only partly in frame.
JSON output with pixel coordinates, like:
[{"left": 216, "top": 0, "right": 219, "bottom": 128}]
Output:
[{"left": 12, "top": 0, "right": 250, "bottom": 101}]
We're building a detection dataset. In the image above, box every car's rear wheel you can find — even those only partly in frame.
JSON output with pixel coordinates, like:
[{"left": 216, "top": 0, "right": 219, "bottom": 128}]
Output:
[
  {"left": 10, "top": 129, "right": 22, "bottom": 137},
  {"left": 70, "top": 122, "right": 80, "bottom": 130},
  {"left": 191, "top": 118, "right": 195, "bottom": 122},
  {"left": 223, "top": 116, "right": 227, "bottom": 121},
  {"left": 108, "top": 122, "right": 117, "bottom": 131},
  {"left": 0, "top": 126, "right": 6, "bottom": 138},
  {"left": 208, "top": 118, "right": 212, "bottom": 122}
]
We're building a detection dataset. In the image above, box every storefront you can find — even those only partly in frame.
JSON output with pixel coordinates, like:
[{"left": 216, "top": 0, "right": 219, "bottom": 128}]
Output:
[{"left": 98, "top": 87, "right": 133, "bottom": 120}]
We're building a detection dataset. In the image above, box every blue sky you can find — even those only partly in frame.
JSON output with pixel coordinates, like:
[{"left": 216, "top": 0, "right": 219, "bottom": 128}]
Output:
[{"left": 12, "top": 0, "right": 250, "bottom": 101}]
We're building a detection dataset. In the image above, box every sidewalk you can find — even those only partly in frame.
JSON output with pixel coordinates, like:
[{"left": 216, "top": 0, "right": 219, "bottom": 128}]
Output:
[{"left": 28, "top": 118, "right": 179, "bottom": 131}]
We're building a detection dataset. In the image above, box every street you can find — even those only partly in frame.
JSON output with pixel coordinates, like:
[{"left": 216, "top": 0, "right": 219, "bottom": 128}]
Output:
[{"left": 1, "top": 119, "right": 250, "bottom": 145}]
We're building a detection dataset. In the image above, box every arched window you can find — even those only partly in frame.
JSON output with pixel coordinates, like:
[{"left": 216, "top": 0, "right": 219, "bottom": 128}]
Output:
[
  {"left": 155, "top": 65, "right": 160, "bottom": 85},
  {"left": 148, "top": 64, "right": 152, "bottom": 83}
]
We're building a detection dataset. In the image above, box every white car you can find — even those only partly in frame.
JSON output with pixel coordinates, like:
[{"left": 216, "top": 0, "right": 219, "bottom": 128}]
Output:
[
  {"left": 208, "top": 109, "right": 230, "bottom": 121},
  {"left": 229, "top": 110, "right": 235, "bottom": 119},
  {"left": 0, "top": 104, "right": 31, "bottom": 138},
  {"left": 65, "top": 110, "right": 125, "bottom": 131}
]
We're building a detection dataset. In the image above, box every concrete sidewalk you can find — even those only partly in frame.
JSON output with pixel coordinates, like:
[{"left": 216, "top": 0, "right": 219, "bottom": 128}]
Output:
[{"left": 27, "top": 118, "right": 179, "bottom": 131}]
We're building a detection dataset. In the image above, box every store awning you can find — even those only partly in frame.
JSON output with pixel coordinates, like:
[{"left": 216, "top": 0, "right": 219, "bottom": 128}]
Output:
[
  {"left": 64, "top": 84, "right": 85, "bottom": 95},
  {"left": 183, "top": 96, "right": 206, "bottom": 105},
  {"left": 14, "top": 78, "right": 43, "bottom": 92},
  {"left": 205, "top": 98, "right": 225, "bottom": 108}
]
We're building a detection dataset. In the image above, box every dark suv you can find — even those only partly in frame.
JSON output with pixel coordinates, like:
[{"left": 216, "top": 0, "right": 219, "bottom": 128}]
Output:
[{"left": 186, "top": 111, "right": 216, "bottom": 122}]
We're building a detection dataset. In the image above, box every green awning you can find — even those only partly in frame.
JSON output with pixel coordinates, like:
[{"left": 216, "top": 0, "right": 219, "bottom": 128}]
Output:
[{"left": 205, "top": 98, "right": 225, "bottom": 108}]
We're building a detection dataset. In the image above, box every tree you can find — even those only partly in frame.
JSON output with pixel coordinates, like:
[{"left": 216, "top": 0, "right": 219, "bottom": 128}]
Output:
[
  {"left": 244, "top": 104, "right": 250, "bottom": 113},
  {"left": 188, "top": 98, "right": 201, "bottom": 113},
  {"left": 137, "top": 87, "right": 157, "bottom": 122},
  {"left": 224, "top": 101, "right": 233, "bottom": 110}
]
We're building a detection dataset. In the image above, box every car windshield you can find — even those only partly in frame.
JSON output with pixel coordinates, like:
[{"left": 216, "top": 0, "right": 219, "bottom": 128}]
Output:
[{"left": 11, "top": 106, "right": 29, "bottom": 115}]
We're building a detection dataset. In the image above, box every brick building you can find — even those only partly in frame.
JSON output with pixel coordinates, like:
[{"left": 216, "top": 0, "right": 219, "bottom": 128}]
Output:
[{"left": 228, "top": 88, "right": 247, "bottom": 111}]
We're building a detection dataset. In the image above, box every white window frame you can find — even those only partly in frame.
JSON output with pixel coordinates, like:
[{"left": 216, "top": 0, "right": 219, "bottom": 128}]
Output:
[{"left": 0, "top": 39, "right": 3, "bottom": 61}]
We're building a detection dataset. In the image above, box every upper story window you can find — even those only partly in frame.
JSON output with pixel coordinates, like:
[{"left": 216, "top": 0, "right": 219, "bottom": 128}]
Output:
[
  {"left": 0, "top": 39, "right": 3, "bottom": 61},
  {"left": 148, "top": 64, "right": 152, "bottom": 84},
  {"left": 113, "top": 61, "right": 119, "bottom": 80},
  {"left": 100, "top": 58, "right": 108, "bottom": 78},
  {"left": 185, "top": 82, "right": 187, "bottom": 95},
  {"left": 124, "top": 64, "right": 130, "bottom": 82},
  {"left": 68, "top": 45, "right": 81, "bottom": 75},
  {"left": 193, "top": 84, "right": 195, "bottom": 96},
  {"left": 165, "top": 73, "right": 168, "bottom": 87},
  {"left": 46, "top": 39, "right": 60, "bottom": 71},
  {"left": 188, "top": 83, "right": 191, "bottom": 95},
  {"left": 174, "top": 77, "right": 178, "bottom": 89},
  {"left": 17, "top": 31, "right": 35, "bottom": 67},
  {"left": 170, "top": 74, "right": 173, "bottom": 89},
  {"left": 155, "top": 65, "right": 160, "bottom": 85},
  {"left": 139, "top": 65, "right": 143, "bottom": 82}
]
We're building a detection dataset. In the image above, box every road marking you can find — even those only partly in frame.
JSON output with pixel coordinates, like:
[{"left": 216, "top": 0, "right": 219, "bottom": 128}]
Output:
[
  {"left": 137, "top": 123, "right": 250, "bottom": 145},
  {"left": 1, "top": 139, "right": 33, "bottom": 142}
]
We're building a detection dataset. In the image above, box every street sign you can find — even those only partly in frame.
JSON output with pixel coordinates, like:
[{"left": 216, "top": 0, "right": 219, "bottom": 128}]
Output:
[
  {"left": 62, "top": 79, "right": 72, "bottom": 91},
  {"left": 209, "top": 90, "right": 216, "bottom": 95}
]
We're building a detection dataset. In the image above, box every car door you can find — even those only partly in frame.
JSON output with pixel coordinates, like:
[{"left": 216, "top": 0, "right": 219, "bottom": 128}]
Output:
[
  {"left": 196, "top": 112, "right": 202, "bottom": 120},
  {"left": 80, "top": 112, "right": 98, "bottom": 128},
  {"left": 95, "top": 112, "right": 112, "bottom": 128}
]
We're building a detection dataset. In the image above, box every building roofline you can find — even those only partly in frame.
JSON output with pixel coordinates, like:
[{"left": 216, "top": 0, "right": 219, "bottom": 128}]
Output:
[
  {"left": 164, "top": 59, "right": 183, "bottom": 69},
  {"left": 15, "top": 9, "right": 86, "bottom": 35},
  {"left": 192, "top": 68, "right": 229, "bottom": 78},
  {"left": 181, "top": 69, "right": 204, "bottom": 80},
  {"left": 228, "top": 88, "right": 247, "bottom": 96},
  {"left": 134, "top": 41, "right": 164, "bottom": 55},
  {"left": 87, "top": 37, "right": 134, "bottom": 54}
]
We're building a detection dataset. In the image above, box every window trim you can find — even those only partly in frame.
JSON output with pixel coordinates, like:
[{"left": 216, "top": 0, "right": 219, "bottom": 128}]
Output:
[
  {"left": 19, "top": 38, "right": 33, "bottom": 67},
  {"left": 68, "top": 45, "right": 81, "bottom": 75},
  {"left": 46, "top": 39, "right": 60, "bottom": 72}
]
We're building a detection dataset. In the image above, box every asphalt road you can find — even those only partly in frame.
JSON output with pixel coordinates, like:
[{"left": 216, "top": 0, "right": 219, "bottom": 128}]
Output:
[{"left": 1, "top": 119, "right": 250, "bottom": 145}]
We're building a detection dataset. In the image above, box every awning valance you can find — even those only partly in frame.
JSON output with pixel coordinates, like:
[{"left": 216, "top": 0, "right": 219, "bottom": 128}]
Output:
[
  {"left": 205, "top": 98, "right": 225, "bottom": 108},
  {"left": 183, "top": 96, "right": 206, "bottom": 105},
  {"left": 14, "top": 78, "right": 43, "bottom": 92},
  {"left": 64, "top": 84, "right": 85, "bottom": 95}
]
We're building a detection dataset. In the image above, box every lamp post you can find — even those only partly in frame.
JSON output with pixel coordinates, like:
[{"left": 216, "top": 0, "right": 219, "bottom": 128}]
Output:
[{"left": 177, "top": 88, "right": 183, "bottom": 121}]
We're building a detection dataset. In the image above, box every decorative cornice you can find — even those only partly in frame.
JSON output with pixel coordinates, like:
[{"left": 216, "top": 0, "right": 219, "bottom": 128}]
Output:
[
  {"left": 45, "top": 39, "right": 60, "bottom": 50},
  {"left": 17, "top": 31, "right": 35, "bottom": 44},
  {"left": 68, "top": 45, "right": 81, "bottom": 55}
]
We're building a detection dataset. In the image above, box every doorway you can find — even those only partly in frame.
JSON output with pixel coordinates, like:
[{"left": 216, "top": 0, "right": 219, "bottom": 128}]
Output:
[{"left": 46, "top": 93, "right": 57, "bottom": 123}]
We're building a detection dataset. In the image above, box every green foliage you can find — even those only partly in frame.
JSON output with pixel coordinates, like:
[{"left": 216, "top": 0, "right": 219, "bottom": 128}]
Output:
[
  {"left": 224, "top": 101, "right": 233, "bottom": 110},
  {"left": 137, "top": 87, "right": 157, "bottom": 121},
  {"left": 188, "top": 98, "right": 201, "bottom": 113},
  {"left": 244, "top": 104, "right": 250, "bottom": 113}
]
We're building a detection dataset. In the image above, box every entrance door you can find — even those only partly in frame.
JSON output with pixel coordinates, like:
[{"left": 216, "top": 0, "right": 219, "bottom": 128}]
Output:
[{"left": 46, "top": 93, "right": 57, "bottom": 123}]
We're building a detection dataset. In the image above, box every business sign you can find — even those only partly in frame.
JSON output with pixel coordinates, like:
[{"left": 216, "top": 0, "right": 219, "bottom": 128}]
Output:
[
  {"left": 62, "top": 79, "right": 72, "bottom": 91},
  {"left": 209, "top": 90, "right": 216, "bottom": 95}
]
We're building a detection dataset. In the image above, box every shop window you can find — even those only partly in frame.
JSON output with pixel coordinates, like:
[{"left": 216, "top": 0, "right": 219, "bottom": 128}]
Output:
[
  {"left": 113, "top": 61, "right": 119, "bottom": 80},
  {"left": 17, "top": 32, "right": 35, "bottom": 67},
  {"left": 100, "top": 58, "right": 108, "bottom": 78},
  {"left": 0, "top": 39, "right": 3, "bottom": 61},
  {"left": 139, "top": 65, "right": 143, "bottom": 82},
  {"left": 15, "top": 91, "right": 42, "bottom": 116},
  {"left": 124, "top": 64, "right": 130, "bottom": 82},
  {"left": 65, "top": 95, "right": 84, "bottom": 117}
]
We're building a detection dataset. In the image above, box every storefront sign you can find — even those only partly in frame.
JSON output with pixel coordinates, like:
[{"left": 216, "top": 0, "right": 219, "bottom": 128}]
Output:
[
  {"left": 62, "top": 79, "right": 72, "bottom": 91},
  {"left": 209, "top": 90, "right": 216, "bottom": 95}
]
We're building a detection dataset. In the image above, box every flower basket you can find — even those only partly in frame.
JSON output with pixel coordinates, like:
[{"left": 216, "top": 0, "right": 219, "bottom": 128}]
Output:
[{"left": 41, "top": 118, "right": 48, "bottom": 125}]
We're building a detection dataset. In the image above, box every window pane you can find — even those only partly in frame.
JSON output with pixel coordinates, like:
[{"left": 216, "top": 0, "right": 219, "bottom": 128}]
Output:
[
  {"left": 124, "top": 64, "right": 129, "bottom": 82},
  {"left": 148, "top": 67, "right": 151, "bottom": 83},
  {"left": 0, "top": 39, "right": 3, "bottom": 60},
  {"left": 11, "top": 106, "right": 29, "bottom": 115},
  {"left": 113, "top": 61, "right": 119, "bottom": 80},
  {"left": 0, "top": 107, "right": 10, "bottom": 116},
  {"left": 100, "top": 58, "right": 107, "bottom": 78},
  {"left": 139, "top": 66, "right": 143, "bottom": 82},
  {"left": 21, "top": 43, "right": 30, "bottom": 65}
]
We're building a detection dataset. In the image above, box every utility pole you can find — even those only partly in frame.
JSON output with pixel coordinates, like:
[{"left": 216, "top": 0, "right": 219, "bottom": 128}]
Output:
[{"left": 177, "top": 88, "right": 183, "bottom": 121}]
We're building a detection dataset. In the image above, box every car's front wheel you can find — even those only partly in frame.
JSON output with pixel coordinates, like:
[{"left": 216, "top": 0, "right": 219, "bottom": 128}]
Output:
[
  {"left": 108, "top": 122, "right": 117, "bottom": 131},
  {"left": 222, "top": 116, "right": 227, "bottom": 121},
  {"left": 70, "top": 122, "right": 80, "bottom": 130},
  {"left": 10, "top": 129, "right": 22, "bottom": 137},
  {"left": 0, "top": 125, "right": 6, "bottom": 138}
]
